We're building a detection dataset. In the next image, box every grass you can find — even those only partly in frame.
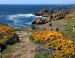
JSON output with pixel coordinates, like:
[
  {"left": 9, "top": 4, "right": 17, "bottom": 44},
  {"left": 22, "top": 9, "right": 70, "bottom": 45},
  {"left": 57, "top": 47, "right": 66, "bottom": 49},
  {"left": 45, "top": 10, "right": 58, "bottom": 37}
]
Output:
[
  {"left": 35, "top": 52, "right": 54, "bottom": 58},
  {"left": 35, "top": 52, "right": 49, "bottom": 58},
  {"left": 60, "top": 20, "right": 75, "bottom": 41},
  {"left": 0, "top": 45, "right": 14, "bottom": 58},
  {"left": 60, "top": 31, "right": 75, "bottom": 41}
]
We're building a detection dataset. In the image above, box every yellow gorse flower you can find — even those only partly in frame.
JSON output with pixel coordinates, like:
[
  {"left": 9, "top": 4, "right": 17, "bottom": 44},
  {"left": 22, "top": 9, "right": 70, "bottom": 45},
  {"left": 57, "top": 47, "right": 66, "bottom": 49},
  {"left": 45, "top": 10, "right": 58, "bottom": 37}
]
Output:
[
  {"left": 31, "top": 31, "right": 75, "bottom": 58},
  {"left": 0, "top": 25, "right": 16, "bottom": 44},
  {"left": 32, "top": 31, "right": 64, "bottom": 41}
]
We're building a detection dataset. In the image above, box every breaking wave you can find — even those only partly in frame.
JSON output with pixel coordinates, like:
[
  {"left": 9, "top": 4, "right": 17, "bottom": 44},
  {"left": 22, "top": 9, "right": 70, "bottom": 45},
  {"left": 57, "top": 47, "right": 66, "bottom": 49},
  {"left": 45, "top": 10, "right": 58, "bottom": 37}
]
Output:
[
  {"left": 0, "top": 14, "right": 44, "bottom": 28},
  {"left": 7, "top": 14, "right": 36, "bottom": 27}
]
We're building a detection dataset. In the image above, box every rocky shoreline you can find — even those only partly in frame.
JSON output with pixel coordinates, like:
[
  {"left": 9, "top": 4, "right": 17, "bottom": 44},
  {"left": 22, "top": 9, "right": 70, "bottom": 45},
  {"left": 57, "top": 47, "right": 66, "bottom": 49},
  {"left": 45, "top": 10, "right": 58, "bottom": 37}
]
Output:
[{"left": 32, "top": 9, "right": 73, "bottom": 25}]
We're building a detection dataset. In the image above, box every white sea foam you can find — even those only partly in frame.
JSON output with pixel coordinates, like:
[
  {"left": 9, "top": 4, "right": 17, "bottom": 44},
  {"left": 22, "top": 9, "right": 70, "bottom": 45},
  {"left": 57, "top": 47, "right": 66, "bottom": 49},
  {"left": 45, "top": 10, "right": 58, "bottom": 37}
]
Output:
[
  {"left": 25, "top": 22, "right": 32, "bottom": 25},
  {"left": 7, "top": 14, "right": 35, "bottom": 20},
  {"left": 16, "top": 14, "right": 35, "bottom": 17},
  {"left": 5, "top": 14, "right": 36, "bottom": 27},
  {"left": 5, "top": 13, "right": 46, "bottom": 27},
  {"left": 35, "top": 16, "right": 46, "bottom": 19}
]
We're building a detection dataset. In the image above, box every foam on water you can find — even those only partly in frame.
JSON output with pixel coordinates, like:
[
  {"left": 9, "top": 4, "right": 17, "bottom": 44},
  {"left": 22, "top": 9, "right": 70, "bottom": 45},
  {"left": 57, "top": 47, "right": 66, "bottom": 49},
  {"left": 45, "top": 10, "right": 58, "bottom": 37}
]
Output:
[
  {"left": 5, "top": 14, "right": 36, "bottom": 27},
  {"left": 4, "top": 14, "right": 46, "bottom": 28}
]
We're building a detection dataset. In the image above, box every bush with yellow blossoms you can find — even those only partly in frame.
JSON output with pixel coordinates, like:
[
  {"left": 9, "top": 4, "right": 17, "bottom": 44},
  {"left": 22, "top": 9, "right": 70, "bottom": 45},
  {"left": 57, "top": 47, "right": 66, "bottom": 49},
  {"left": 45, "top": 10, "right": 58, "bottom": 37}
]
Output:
[
  {"left": 32, "top": 31, "right": 64, "bottom": 42},
  {"left": 31, "top": 31, "right": 75, "bottom": 58},
  {"left": 0, "top": 25, "right": 19, "bottom": 52}
]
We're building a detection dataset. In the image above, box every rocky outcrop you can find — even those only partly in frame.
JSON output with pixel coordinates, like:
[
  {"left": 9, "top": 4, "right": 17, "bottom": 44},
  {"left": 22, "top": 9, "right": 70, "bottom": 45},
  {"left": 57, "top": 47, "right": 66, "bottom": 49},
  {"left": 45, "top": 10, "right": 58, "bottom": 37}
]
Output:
[
  {"left": 32, "top": 9, "right": 70, "bottom": 25},
  {"left": 34, "top": 9, "right": 50, "bottom": 17},
  {"left": 32, "top": 18, "right": 46, "bottom": 24}
]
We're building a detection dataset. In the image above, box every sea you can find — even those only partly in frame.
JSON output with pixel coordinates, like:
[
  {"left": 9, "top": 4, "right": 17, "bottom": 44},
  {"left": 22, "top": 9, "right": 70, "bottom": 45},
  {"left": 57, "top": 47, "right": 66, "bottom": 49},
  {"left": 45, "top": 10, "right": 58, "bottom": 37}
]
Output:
[{"left": 0, "top": 5, "right": 75, "bottom": 28}]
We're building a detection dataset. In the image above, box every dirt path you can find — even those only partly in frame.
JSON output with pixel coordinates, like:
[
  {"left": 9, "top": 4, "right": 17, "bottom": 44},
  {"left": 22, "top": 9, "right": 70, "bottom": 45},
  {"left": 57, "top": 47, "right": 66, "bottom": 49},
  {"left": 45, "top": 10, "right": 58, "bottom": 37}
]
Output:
[{"left": 10, "top": 31, "right": 38, "bottom": 58}]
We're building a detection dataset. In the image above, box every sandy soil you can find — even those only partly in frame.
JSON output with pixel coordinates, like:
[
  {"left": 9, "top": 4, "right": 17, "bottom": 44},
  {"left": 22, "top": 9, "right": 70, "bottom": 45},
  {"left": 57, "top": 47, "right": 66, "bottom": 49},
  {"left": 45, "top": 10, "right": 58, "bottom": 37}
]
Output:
[{"left": 11, "top": 31, "right": 38, "bottom": 58}]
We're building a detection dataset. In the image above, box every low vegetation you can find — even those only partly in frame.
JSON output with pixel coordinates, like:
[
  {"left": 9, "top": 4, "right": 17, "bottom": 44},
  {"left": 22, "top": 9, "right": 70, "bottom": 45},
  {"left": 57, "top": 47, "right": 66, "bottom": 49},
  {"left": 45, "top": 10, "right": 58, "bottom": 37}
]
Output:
[
  {"left": 0, "top": 25, "right": 19, "bottom": 52},
  {"left": 31, "top": 31, "right": 75, "bottom": 58}
]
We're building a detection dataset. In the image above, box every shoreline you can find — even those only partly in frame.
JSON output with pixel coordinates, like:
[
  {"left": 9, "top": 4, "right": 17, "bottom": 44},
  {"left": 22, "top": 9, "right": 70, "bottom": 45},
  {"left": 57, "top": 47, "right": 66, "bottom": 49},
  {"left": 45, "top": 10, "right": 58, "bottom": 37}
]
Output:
[{"left": 0, "top": 8, "right": 75, "bottom": 29}]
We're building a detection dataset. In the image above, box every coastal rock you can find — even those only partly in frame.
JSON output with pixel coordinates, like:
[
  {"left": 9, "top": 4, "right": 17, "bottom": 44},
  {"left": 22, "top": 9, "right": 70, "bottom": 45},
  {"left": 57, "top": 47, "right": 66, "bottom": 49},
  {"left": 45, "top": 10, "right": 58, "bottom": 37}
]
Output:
[
  {"left": 33, "top": 9, "right": 72, "bottom": 25},
  {"left": 34, "top": 9, "right": 49, "bottom": 17},
  {"left": 32, "top": 18, "right": 45, "bottom": 24}
]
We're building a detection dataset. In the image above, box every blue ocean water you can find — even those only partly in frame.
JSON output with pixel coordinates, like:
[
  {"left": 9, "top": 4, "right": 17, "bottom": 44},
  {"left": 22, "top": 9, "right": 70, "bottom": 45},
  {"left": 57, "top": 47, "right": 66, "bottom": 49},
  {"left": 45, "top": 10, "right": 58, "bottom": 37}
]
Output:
[{"left": 0, "top": 5, "right": 74, "bottom": 28}]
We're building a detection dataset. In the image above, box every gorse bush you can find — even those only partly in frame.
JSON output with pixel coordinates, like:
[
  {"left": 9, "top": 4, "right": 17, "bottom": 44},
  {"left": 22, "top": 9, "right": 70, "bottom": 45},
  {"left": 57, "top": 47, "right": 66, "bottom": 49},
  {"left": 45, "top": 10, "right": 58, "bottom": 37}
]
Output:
[
  {"left": 0, "top": 25, "right": 16, "bottom": 44},
  {"left": 31, "top": 31, "right": 75, "bottom": 58},
  {"left": 45, "top": 37, "right": 75, "bottom": 58},
  {"left": 32, "top": 31, "right": 64, "bottom": 42},
  {"left": 0, "top": 25, "right": 19, "bottom": 52}
]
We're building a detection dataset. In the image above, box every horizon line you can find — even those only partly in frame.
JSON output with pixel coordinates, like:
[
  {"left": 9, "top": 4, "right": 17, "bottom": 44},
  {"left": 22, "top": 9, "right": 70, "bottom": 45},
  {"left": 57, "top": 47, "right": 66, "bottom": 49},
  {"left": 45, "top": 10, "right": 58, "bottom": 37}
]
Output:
[{"left": 0, "top": 4, "right": 75, "bottom": 5}]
